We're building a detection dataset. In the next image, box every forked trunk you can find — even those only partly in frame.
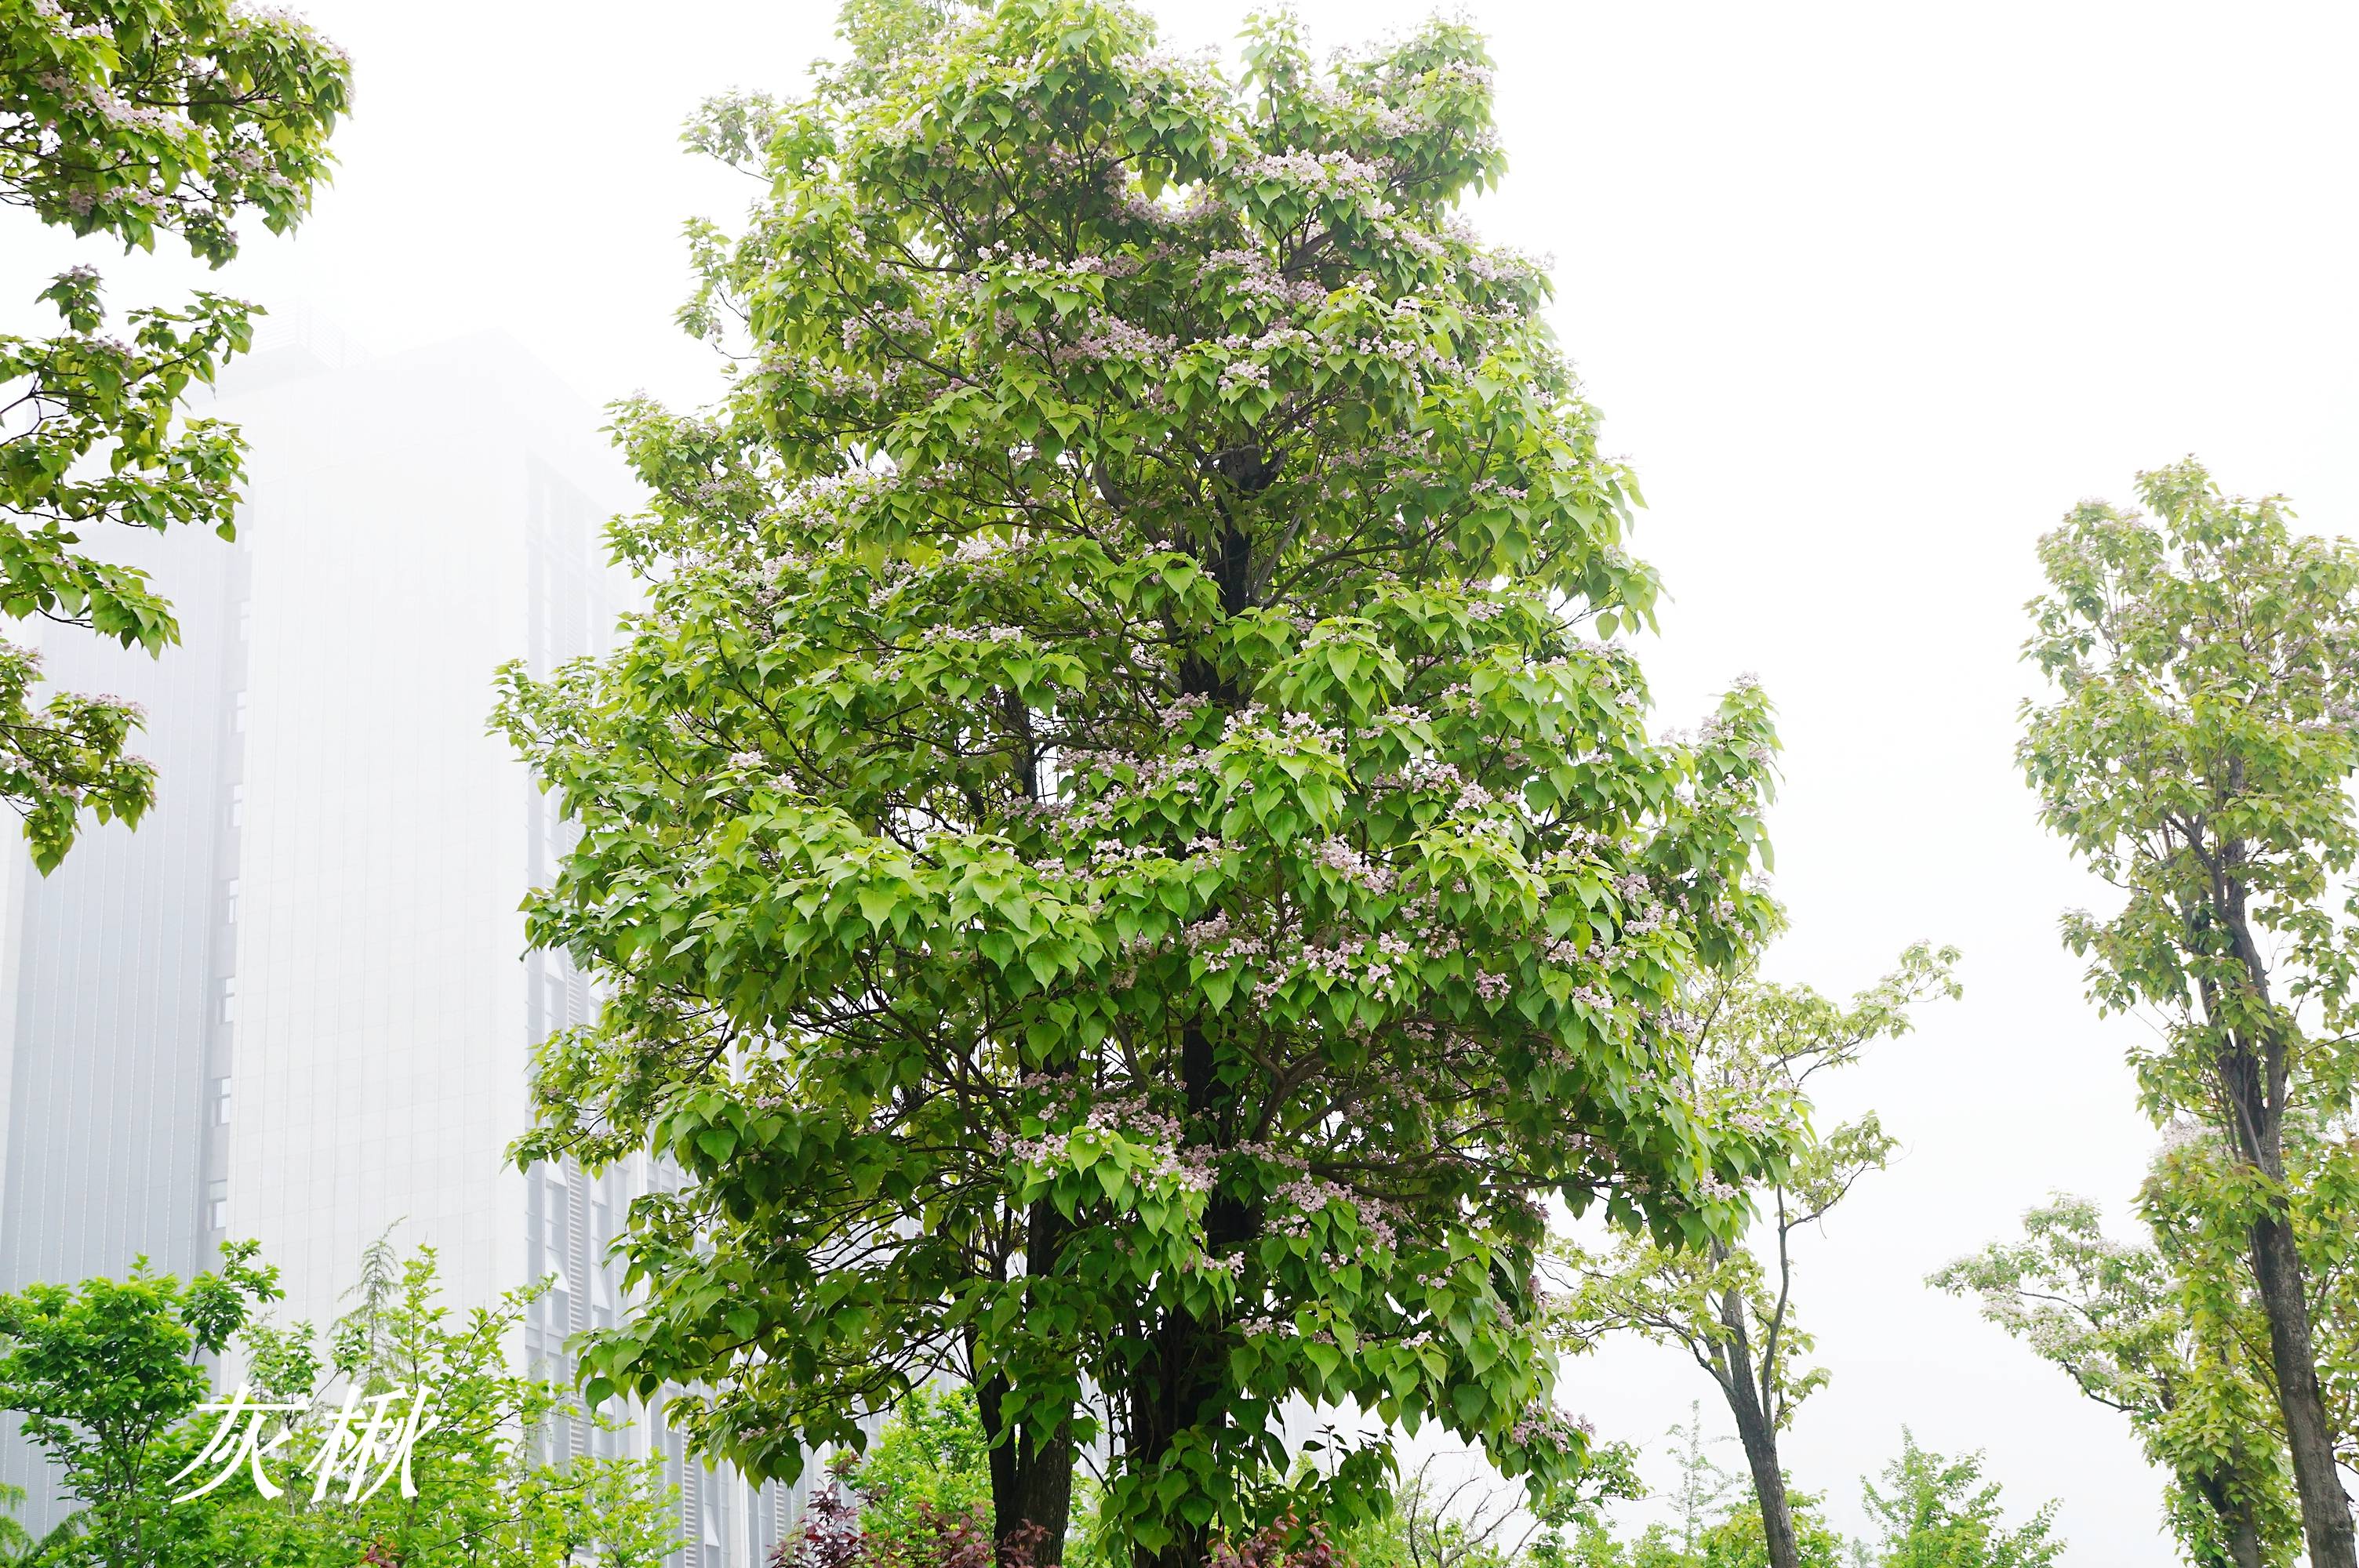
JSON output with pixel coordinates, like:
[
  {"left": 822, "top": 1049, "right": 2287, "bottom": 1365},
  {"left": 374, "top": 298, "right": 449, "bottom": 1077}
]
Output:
[
  {"left": 983, "top": 1408, "right": 1074, "bottom": 1568},
  {"left": 1125, "top": 1311, "right": 1230, "bottom": 1568},
  {"left": 1125, "top": 1018, "right": 1252, "bottom": 1568},
  {"left": 2193, "top": 1465, "right": 2268, "bottom": 1568}
]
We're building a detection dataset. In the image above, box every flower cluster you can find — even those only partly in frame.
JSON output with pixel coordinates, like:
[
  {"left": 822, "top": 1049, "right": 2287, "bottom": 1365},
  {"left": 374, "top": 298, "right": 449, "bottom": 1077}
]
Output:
[
  {"left": 1053, "top": 310, "right": 1177, "bottom": 366},
  {"left": 950, "top": 532, "right": 1028, "bottom": 568},
  {"left": 1370, "top": 755, "right": 1464, "bottom": 793},
  {"left": 1508, "top": 1407, "right": 1594, "bottom": 1451},
  {"left": 1205, "top": 249, "right": 1330, "bottom": 310},
  {"left": 1230, "top": 151, "right": 1389, "bottom": 191},
  {"left": 1185, "top": 912, "right": 1269, "bottom": 971},
  {"left": 1311, "top": 837, "right": 1397, "bottom": 893},
  {"left": 1157, "top": 692, "right": 1209, "bottom": 733}
]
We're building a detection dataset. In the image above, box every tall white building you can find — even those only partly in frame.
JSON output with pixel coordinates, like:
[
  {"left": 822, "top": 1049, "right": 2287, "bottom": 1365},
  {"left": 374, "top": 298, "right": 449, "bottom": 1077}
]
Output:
[{"left": 0, "top": 325, "right": 803, "bottom": 1564}]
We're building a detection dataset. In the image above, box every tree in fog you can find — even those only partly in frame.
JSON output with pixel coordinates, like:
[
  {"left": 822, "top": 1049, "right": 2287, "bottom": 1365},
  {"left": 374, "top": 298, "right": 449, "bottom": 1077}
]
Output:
[
  {"left": 498, "top": 2, "right": 1786, "bottom": 1564},
  {"left": 2017, "top": 459, "right": 2359, "bottom": 1568},
  {"left": 0, "top": 0, "right": 349, "bottom": 867}
]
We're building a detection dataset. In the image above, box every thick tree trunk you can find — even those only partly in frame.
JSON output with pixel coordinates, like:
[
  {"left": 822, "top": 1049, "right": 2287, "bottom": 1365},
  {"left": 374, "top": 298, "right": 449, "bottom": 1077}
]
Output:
[
  {"left": 975, "top": 1200, "right": 1078, "bottom": 1566},
  {"left": 976, "top": 1370, "right": 1075, "bottom": 1564},
  {"left": 1130, "top": 545, "right": 1259, "bottom": 1568},
  {"left": 1125, "top": 1312, "right": 1230, "bottom": 1568},
  {"left": 1125, "top": 1020, "right": 1252, "bottom": 1568},
  {"left": 1710, "top": 1285, "right": 1800, "bottom": 1568},
  {"left": 2211, "top": 893, "right": 2356, "bottom": 1568},
  {"left": 2248, "top": 1208, "right": 2354, "bottom": 1568},
  {"left": 980, "top": 1392, "right": 1074, "bottom": 1568}
]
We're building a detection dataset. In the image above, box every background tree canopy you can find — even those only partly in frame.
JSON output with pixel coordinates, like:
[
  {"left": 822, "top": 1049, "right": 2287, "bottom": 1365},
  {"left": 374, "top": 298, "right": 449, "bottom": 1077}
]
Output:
[{"left": 2016, "top": 459, "right": 2359, "bottom": 1568}]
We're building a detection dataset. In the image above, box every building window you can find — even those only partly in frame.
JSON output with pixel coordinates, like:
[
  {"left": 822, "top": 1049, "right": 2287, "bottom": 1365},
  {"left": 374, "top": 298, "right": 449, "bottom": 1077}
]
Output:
[
  {"left": 238, "top": 599, "right": 253, "bottom": 643},
  {"left": 219, "top": 977, "right": 238, "bottom": 1024},
  {"left": 206, "top": 1180, "right": 227, "bottom": 1231},
  {"left": 228, "top": 783, "right": 244, "bottom": 830},
  {"left": 224, "top": 878, "right": 239, "bottom": 925},
  {"left": 232, "top": 691, "right": 249, "bottom": 734},
  {"left": 211, "top": 1076, "right": 232, "bottom": 1125}
]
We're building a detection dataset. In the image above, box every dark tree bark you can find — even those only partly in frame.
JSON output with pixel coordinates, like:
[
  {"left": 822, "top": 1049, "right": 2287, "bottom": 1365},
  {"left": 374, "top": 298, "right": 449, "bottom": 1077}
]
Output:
[
  {"left": 1124, "top": 1015, "right": 1256, "bottom": 1568},
  {"left": 1115, "top": 495, "right": 1281, "bottom": 1568},
  {"left": 1708, "top": 1278, "right": 1800, "bottom": 1568},
  {"left": 2211, "top": 887, "right": 2357, "bottom": 1568},
  {"left": 2247, "top": 1207, "right": 2350, "bottom": 1568},
  {"left": 1124, "top": 1311, "right": 1230, "bottom": 1568},
  {"left": 976, "top": 1199, "right": 1079, "bottom": 1566},
  {"left": 976, "top": 1370, "right": 1076, "bottom": 1565},
  {"left": 2193, "top": 1466, "right": 2267, "bottom": 1568}
]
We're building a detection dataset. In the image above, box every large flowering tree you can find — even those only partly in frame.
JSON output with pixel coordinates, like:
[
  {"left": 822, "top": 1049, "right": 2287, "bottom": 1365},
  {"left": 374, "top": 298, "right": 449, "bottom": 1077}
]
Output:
[{"left": 496, "top": 3, "right": 1780, "bottom": 1563}]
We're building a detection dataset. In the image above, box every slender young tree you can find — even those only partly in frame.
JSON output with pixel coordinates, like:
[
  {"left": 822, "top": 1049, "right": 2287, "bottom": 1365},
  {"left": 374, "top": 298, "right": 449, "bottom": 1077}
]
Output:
[
  {"left": 0, "top": 0, "right": 350, "bottom": 866},
  {"left": 1549, "top": 945, "right": 1957, "bottom": 1568},
  {"left": 496, "top": 3, "right": 1783, "bottom": 1564},
  {"left": 2019, "top": 459, "right": 2359, "bottom": 1567},
  {"left": 1660, "top": 1402, "right": 1739, "bottom": 1562}
]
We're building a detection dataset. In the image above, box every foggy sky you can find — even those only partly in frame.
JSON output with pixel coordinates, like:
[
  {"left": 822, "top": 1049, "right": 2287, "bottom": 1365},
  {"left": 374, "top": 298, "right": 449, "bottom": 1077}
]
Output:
[{"left": 12, "top": 2, "right": 2359, "bottom": 1556}]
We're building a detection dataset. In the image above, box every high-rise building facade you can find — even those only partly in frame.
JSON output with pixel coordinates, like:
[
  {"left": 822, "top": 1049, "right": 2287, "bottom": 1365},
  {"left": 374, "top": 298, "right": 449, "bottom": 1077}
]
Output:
[{"left": 0, "top": 325, "right": 803, "bottom": 1563}]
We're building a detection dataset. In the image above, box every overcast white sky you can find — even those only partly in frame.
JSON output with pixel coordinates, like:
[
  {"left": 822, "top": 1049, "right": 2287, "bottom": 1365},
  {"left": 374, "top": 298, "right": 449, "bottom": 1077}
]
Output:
[{"left": 16, "top": 1, "right": 2359, "bottom": 1556}]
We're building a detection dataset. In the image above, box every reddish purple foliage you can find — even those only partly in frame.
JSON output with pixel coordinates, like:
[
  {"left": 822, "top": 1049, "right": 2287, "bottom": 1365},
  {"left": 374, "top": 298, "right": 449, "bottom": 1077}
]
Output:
[
  {"left": 772, "top": 1482, "right": 867, "bottom": 1568},
  {"left": 1209, "top": 1512, "right": 1340, "bottom": 1568}
]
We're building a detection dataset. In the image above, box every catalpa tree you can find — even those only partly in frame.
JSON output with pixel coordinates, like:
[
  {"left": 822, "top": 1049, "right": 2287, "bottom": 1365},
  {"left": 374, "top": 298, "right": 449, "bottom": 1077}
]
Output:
[
  {"left": 2, "top": 0, "right": 351, "bottom": 866},
  {"left": 496, "top": 3, "right": 1781, "bottom": 1563},
  {"left": 2020, "top": 462, "right": 2359, "bottom": 1568}
]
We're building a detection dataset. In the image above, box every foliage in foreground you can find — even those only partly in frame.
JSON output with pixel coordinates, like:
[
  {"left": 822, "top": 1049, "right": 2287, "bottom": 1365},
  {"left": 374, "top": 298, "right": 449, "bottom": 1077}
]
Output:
[
  {"left": 499, "top": 1, "right": 1783, "bottom": 1563},
  {"left": 843, "top": 1386, "right": 1001, "bottom": 1566},
  {"left": 0, "top": 0, "right": 351, "bottom": 867},
  {"left": 783, "top": 1396, "right": 2053, "bottom": 1568},
  {"left": 0, "top": 1240, "right": 279, "bottom": 1566},
  {"left": 0, "top": 1240, "right": 678, "bottom": 1568},
  {"left": 0, "top": 1479, "right": 78, "bottom": 1565},
  {"left": 1855, "top": 1434, "right": 2060, "bottom": 1568}
]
